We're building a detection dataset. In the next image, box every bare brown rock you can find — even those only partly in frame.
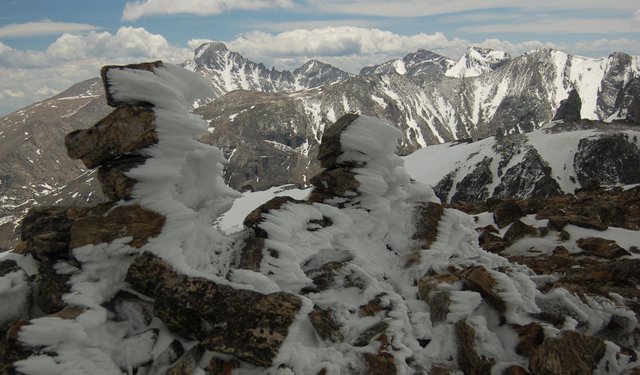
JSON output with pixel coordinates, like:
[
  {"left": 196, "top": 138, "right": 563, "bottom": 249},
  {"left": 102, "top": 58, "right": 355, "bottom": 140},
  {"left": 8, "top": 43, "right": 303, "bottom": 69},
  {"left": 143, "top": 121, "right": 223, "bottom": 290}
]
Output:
[
  {"left": 20, "top": 206, "right": 73, "bottom": 261},
  {"left": 309, "top": 306, "right": 344, "bottom": 342},
  {"left": 69, "top": 203, "right": 165, "bottom": 249},
  {"left": 413, "top": 202, "right": 444, "bottom": 249},
  {"left": 455, "top": 320, "right": 495, "bottom": 375},
  {"left": 503, "top": 219, "right": 539, "bottom": 243},
  {"left": 417, "top": 273, "right": 460, "bottom": 302},
  {"left": 478, "top": 227, "right": 507, "bottom": 253},
  {"left": 316, "top": 113, "right": 360, "bottom": 168},
  {"left": 97, "top": 155, "right": 146, "bottom": 201},
  {"left": 35, "top": 264, "right": 70, "bottom": 314},
  {"left": 512, "top": 323, "right": 545, "bottom": 356},
  {"left": 126, "top": 254, "right": 304, "bottom": 367},
  {"left": 206, "top": 357, "right": 240, "bottom": 375},
  {"left": 459, "top": 266, "right": 507, "bottom": 314},
  {"left": 309, "top": 167, "right": 360, "bottom": 203},
  {"left": 243, "top": 196, "right": 306, "bottom": 237},
  {"left": 576, "top": 237, "right": 631, "bottom": 259},
  {"left": 238, "top": 234, "right": 265, "bottom": 271},
  {"left": 493, "top": 200, "right": 524, "bottom": 228},
  {"left": 529, "top": 331, "right": 606, "bottom": 375},
  {"left": 363, "top": 352, "right": 397, "bottom": 375},
  {"left": 65, "top": 106, "right": 158, "bottom": 169},
  {"left": 503, "top": 365, "right": 530, "bottom": 375}
]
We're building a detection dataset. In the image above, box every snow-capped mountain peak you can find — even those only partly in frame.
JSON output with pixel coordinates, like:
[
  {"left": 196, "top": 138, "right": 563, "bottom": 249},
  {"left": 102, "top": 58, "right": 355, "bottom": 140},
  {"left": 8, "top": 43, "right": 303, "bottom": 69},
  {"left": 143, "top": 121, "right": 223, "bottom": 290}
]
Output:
[
  {"left": 445, "top": 46, "right": 511, "bottom": 78},
  {"left": 360, "top": 49, "right": 454, "bottom": 76},
  {"left": 184, "top": 43, "right": 351, "bottom": 97}
]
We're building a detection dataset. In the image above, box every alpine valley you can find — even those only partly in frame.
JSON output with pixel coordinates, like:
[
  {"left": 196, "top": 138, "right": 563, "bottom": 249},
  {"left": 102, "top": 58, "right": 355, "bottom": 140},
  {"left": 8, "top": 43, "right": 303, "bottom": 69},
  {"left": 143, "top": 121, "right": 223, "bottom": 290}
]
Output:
[{"left": 0, "top": 42, "right": 639, "bottom": 249}]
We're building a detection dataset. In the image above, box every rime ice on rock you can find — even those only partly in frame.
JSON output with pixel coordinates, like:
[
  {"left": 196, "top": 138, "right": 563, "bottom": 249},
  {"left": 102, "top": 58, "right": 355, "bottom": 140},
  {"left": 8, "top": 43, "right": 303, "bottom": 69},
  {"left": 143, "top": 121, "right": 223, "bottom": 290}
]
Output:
[
  {"left": 1, "top": 68, "right": 639, "bottom": 374},
  {"left": 1, "top": 62, "right": 306, "bottom": 374}
]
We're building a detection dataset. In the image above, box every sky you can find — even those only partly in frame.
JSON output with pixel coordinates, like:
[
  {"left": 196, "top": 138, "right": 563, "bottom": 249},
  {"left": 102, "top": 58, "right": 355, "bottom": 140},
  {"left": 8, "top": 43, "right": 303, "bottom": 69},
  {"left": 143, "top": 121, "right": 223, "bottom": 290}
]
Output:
[{"left": 0, "top": 0, "right": 639, "bottom": 116}]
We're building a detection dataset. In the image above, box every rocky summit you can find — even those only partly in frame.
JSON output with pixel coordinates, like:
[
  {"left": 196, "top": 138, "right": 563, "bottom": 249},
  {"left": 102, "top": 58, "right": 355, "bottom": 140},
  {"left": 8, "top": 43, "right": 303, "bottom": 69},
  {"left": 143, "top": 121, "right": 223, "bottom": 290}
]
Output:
[{"left": 0, "top": 62, "right": 639, "bottom": 374}]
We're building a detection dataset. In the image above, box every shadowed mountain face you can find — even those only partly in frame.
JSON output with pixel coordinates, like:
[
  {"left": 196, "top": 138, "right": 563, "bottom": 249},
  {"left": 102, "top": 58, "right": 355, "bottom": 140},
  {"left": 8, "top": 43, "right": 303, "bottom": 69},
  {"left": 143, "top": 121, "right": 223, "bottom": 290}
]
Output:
[{"left": 0, "top": 43, "right": 638, "bottom": 248}]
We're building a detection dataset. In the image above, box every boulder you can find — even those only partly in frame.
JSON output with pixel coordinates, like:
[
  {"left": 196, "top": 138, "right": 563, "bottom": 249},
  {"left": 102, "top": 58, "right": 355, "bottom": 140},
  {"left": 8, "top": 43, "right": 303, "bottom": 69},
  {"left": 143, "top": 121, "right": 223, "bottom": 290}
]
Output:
[
  {"left": 65, "top": 106, "right": 158, "bottom": 169},
  {"left": 97, "top": 155, "right": 147, "bottom": 201},
  {"left": 576, "top": 237, "right": 631, "bottom": 259},
  {"left": 316, "top": 113, "right": 360, "bottom": 168},
  {"left": 455, "top": 320, "right": 495, "bottom": 375},
  {"left": 493, "top": 200, "right": 524, "bottom": 228},
  {"left": 308, "top": 307, "right": 343, "bottom": 342},
  {"left": 459, "top": 266, "right": 507, "bottom": 314},
  {"left": 503, "top": 219, "right": 540, "bottom": 243},
  {"left": 413, "top": 202, "right": 444, "bottom": 248},
  {"left": 20, "top": 206, "right": 73, "bottom": 261},
  {"left": 126, "top": 254, "right": 304, "bottom": 367},
  {"left": 69, "top": 203, "right": 165, "bottom": 249},
  {"left": 529, "top": 331, "right": 606, "bottom": 375}
]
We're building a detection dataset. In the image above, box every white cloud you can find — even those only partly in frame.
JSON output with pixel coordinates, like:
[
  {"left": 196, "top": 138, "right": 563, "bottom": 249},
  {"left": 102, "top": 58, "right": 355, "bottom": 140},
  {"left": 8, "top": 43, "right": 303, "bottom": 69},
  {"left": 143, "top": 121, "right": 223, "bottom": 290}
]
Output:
[
  {"left": 0, "top": 20, "right": 98, "bottom": 38},
  {"left": 634, "top": 9, "right": 640, "bottom": 22},
  {"left": 1, "top": 25, "right": 639, "bottom": 116},
  {"left": 122, "top": 0, "right": 293, "bottom": 21},
  {"left": 0, "top": 27, "right": 190, "bottom": 116},
  {"left": 0, "top": 89, "right": 25, "bottom": 99},
  {"left": 227, "top": 27, "right": 470, "bottom": 72},
  {"left": 187, "top": 38, "right": 216, "bottom": 50}
]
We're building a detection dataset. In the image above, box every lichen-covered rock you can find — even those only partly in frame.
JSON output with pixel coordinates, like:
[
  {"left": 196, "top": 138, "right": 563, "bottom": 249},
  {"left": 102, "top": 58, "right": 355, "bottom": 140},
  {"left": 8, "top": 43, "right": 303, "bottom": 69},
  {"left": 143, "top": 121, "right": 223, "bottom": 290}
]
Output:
[
  {"left": 316, "top": 113, "right": 360, "bottom": 168},
  {"left": 455, "top": 320, "right": 495, "bottom": 375},
  {"left": 576, "top": 237, "right": 631, "bottom": 259},
  {"left": 69, "top": 203, "right": 165, "bottom": 249},
  {"left": 65, "top": 106, "right": 158, "bottom": 169},
  {"left": 35, "top": 264, "right": 70, "bottom": 314},
  {"left": 126, "top": 254, "right": 304, "bottom": 367},
  {"left": 413, "top": 202, "right": 444, "bottom": 248},
  {"left": 20, "top": 206, "right": 73, "bottom": 261},
  {"left": 529, "top": 331, "right": 606, "bottom": 375},
  {"left": 97, "top": 155, "right": 146, "bottom": 201},
  {"left": 308, "top": 306, "right": 344, "bottom": 342},
  {"left": 459, "top": 266, "right": 507, "bottom": 314}
]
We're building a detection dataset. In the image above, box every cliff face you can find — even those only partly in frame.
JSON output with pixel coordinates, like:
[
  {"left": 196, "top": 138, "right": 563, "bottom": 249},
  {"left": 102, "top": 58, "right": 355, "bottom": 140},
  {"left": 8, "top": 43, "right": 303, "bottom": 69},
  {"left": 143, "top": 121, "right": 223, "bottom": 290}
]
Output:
[{"left": 0, "top": 63, "right": 639, "bottom": 375}]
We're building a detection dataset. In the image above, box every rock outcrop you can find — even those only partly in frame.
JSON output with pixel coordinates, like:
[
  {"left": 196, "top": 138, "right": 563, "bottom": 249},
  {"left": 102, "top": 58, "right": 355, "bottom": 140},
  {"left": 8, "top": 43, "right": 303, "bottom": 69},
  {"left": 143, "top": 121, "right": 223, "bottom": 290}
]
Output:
[{"left": 0, "top": 63, "right": 638, "bottom": 374}]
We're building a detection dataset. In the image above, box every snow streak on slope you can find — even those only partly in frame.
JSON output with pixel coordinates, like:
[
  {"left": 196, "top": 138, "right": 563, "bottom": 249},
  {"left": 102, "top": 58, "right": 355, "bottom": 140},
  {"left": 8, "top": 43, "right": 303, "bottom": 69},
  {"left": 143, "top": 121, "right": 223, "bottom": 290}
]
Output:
[
  {"left": 403, "top": 122, "right": 640, "bottom": 202},
  {"left": 445, "top": 46, "right": 511, "bottom": 78}
]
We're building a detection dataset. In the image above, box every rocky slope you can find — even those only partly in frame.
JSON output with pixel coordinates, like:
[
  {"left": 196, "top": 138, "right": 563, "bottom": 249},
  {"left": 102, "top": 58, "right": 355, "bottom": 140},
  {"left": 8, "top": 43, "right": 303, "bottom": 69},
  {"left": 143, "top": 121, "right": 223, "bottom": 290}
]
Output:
[
  {"left": 1, "top": 64, "right": 639, "bottom": 374},
  {"left": 183, "top": 42, "right": 353, "bottom": 100},
  {"left": 0, "top": 44, "right": 638, "bottom": 249},
  {"left": 404, "top": 120, "right": 640, "bottom": 204}
]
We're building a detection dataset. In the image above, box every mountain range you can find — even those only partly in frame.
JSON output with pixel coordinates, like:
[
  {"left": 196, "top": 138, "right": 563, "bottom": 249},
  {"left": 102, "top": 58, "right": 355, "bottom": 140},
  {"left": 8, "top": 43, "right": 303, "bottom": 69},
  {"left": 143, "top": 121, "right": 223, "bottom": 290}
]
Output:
[{"left": 0, "top": 42, "right": 638, "bottom": 249}]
